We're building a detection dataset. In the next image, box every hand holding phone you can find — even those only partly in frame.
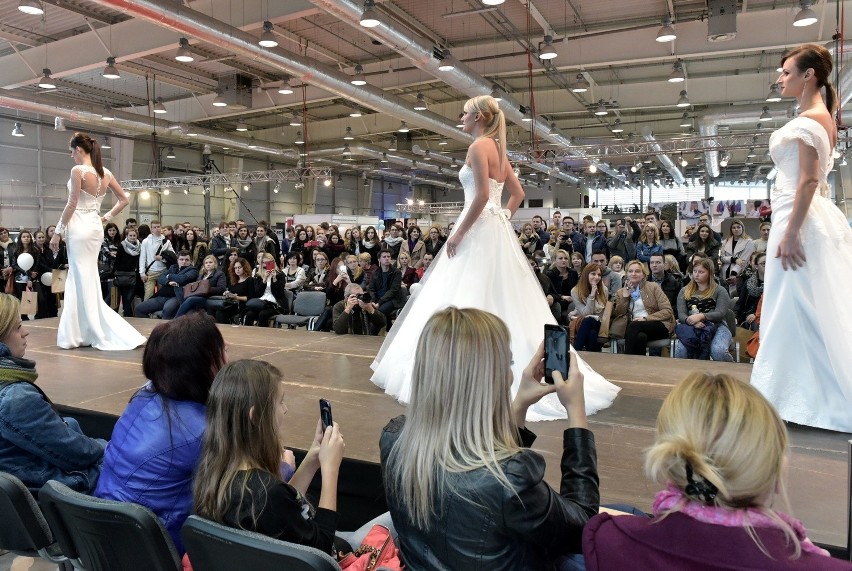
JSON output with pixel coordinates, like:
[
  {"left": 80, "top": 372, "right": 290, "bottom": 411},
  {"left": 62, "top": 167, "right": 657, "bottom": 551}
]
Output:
[
  {"left": 319, "top": 398, "right": 333, "bottom": 430},
  {"left": 544, "top": 324, "right": 570, "bottom": 383}
]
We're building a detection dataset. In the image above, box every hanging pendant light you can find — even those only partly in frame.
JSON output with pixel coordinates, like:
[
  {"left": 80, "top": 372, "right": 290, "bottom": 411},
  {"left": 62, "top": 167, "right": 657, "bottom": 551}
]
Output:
[
  {"left": 175, "top": 38, "right": 194, "bottom": 62},
  {"left": 38, "top": 68, "right": 56, "bottom": 89},
  {"left": 413, "top": 92, "right": 428, "bottom": 111},
  {"left": 765, "top": 83, "right": 782, "bottom": 102},
  {"left": 153, "top": 97, "right": 168, "bottom": 114},
  {"left": 293, "top": 131, "right": 305, "bottom": 144},
  {"left": 258, "top": 21, "right": 278, "bottom": 47},
  {"left": 11, "top": 122, "right": 25, "bottom": 137},
  {"left": 656, "top": 16, "right": 677, "bottom": 42},
  {"left": 102, "top": 57, "right": 120, "bottom": 79},
  {"left": 538, "top": 35, "right": 557, "bottom": 60},
  {"left": 278, "top": 76, "right": 293, "bottom": 94},
  {"left": 793, "top": 1, "right": 818, "bottom": 27},
  {"left": 360, "top": 0, "right": 380, "bottom": 27},
  {"left": 668, "top": 60, "right": 685, "bottom": 83},
  {"left": 17, "top": 0, "right": 43, "bottom": 15},
  {"left": 571, "top": 73, "right": 589, "bottom": 93},
  {"left": 351, "top": 64, "right": 366, "bottom": 86},
  {"left": 343, "top": 126, "right": 354, "bottom": 140},
  {"left": 676, "top": 90, "right": 689, "bottom": 107}
]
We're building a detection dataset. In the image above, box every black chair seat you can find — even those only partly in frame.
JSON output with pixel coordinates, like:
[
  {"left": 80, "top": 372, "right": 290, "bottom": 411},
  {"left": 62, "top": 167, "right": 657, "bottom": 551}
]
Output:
[{"left": 0, "top": 471, "right": 66, "bottom": 564}]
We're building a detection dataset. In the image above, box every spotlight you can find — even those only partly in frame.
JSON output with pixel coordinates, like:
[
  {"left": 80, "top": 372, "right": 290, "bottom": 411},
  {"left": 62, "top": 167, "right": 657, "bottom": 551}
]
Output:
[
  {"left": 588, "top": 164, "right": 597, "bottom": 173},
  {"left": 153, "top": 97, "right": 168, "bottom": 114},
  {"left": 243, "top": 183, "right": 251, "bottom": 191},
  {"left": 538, "top": 35, "right": 557, "bottom": 60},
  {"left": 175, "top": 37, "right": 194, "bottom": 62},
  {"left": 323, "top": 178, "right": 332, "bottom": 187},
  {"left": 166, "top": 146, "right": 176, "bottom": 159},
  {"left": 360, "top": 0, "right": 380, "bottom": 27},
  {"left": 38, "top": 68, "right": 56, "bottom": 89},
  {"left": 719, "top": 153, "right": 730, "bottom": 167},
  {"left": 258, "top": 21, "right": 278, "bottom": 47},
  {"left": 184, "top": 188, "right": 190, "bottom": 195},
  {"left": 680, "top": 155, "right": 688, "bottom": 167},
  {"left": 398, "top": 121, "right": 410, "bottom": 133},
  {"left": 571, "top": 73, "right": 589, "bottom": 93},
  {"left": 235, "top": 121, "right": 248, "bottom": 132},
  {"left": 676, "top": 90, "right": 689, "bottom": 108},
  {"left": 765, "top": 83, "right": 782, "bottom": 102},
  {"left": 273, "top": 182, "right": 281, "bottom": 193},
  {"left": 351, "top": 64, "right": 367, "bottom": 86},
  {"left": 294, "top": 131, "right": 305, "bottom": 145},
  {"left": 656, "top": 15, "right": 677, "bottom": 42},
  {"left": 278, "top": 76, "right": 293, "bottom": 94},
  {"left": 162, "top": 188, "right": 170, "bottom": 196},
  {"left": 11, "top": 122, "right": 25, "bottom": 137},
  {"left": 414, "top": 92, "right": 428, "bottom": 111},
  {"left": 140, "top": 190, "right": 151, "bottom": 199},
  {"left": 102, "top": 57, "right": 120, "bottom": 79},
  {"left": 793, "top": 1, "right": 818, "bottom": 27},
  {"left": 668, "top": 60, "right": 685, "bottom": 83}
]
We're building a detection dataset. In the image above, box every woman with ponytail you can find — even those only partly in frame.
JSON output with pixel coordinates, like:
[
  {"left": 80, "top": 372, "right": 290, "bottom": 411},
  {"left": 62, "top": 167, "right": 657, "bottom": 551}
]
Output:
[
  {"left": 49, "top": 132, "right": 145, "bottom": 350},
  {"left": 750, "top": 44, "right": 852, "bottom": 432},
  {"left": 371, "top": 95, "right": 619, "bottom": 421},
  {"left": 584, "top": 372, "right": 849, "bottom": 570}
]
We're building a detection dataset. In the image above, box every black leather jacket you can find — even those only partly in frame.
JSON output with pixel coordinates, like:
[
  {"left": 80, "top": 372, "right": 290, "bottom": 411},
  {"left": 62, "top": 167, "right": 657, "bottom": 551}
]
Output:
[{"left": 380, "top": 416, "right": 599, "bottom": 571}]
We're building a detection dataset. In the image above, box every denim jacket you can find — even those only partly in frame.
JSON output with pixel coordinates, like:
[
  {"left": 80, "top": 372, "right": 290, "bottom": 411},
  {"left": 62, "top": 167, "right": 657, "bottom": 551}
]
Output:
[{"left": 0, "top": 380, "right": 106, "bottom": 492}]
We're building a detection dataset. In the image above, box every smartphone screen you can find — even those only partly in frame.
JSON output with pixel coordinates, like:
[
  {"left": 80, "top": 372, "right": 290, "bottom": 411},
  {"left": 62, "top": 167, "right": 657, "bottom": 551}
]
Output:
[
  {"left": 544, "top": 324, "right": 569, "bottom": 383},
  {"left": 319, "top": 398, "right": 333, "bottom": 430}
]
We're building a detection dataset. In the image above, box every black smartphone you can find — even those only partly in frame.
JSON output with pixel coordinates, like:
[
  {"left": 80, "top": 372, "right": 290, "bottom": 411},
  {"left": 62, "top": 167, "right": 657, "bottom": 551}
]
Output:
[
  {"left": 544, "top": 324, "right": 569, "bottom": 383},
  {"left": 319, "top": 399, "right": 333, "bottom": 430}
]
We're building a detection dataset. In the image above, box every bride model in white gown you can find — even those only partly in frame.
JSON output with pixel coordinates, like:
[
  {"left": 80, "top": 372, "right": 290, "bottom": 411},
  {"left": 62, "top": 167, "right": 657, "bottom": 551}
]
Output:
[
  {"left": 372, "top": 96, "right": 619, "bottom": 421},
  {"left": 751, "top": 45, "right": 852, "bottom": 432},
  {"left": 50, "top": 133, "right": 145, "bottom": 351}
]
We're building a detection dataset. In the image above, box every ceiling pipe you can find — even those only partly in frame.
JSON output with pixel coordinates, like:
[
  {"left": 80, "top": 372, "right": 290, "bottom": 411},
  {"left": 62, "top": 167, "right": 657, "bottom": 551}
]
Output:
[
  {"left": 641, "top": 126, "right": 685, "bottom": 185},
  {"left": 307, "top": 0, "right": 623, "bottom": 182},
  {"left": 0, "top": 92, "right": 294, "bottom": 157},
  {"left": 86, "top": 0, "right": 470, "bottom": 145},
  {"left": 308, "top": 143, "right": 448, "bottom": 176},
  {"left": 699, "top": 104, "right": 790, "bottom": 178}
]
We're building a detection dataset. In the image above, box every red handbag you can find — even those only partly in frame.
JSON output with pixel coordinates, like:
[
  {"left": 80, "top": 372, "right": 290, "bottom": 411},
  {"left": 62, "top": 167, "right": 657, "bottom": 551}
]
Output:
[{"left": 338, "top": 525, "right": 403, "bottom": 571}]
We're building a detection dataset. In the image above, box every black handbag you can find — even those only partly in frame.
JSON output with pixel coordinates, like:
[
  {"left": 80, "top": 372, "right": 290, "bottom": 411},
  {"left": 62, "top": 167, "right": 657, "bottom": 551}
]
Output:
[{"left": 113, "top": 271, "right": 137, "bottom": 288}]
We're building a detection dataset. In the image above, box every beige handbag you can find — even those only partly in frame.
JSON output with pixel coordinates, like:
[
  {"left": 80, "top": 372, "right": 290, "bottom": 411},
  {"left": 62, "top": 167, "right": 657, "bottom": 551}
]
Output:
[
  {"left": 20, "top": 288, "right": 38, "bottom": 314},
  {"left": 52, "top": 269, "right": 68, "bottom": 293}
]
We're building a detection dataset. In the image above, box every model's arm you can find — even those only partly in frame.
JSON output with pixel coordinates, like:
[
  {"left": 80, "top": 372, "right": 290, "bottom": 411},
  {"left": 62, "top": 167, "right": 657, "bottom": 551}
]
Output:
[
  {"left": 503, "top": 157, "right": 525, "bottom": 216},
  {"left": 50, "top": 168, "right": 81, "bottom": 251},
  {"left": 777, "top": 138, "right": 820, "bottom": 270},
  {"left": 102, "top": 173, "right": 130, "bottom": 222},
  {"left": 445, "top": 140, "right": 491, "bottom": 256}
]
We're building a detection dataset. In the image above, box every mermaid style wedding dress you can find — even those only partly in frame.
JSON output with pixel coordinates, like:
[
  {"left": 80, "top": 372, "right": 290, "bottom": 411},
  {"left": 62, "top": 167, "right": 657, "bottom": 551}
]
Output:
[
  {"left": 371, "top": 164, "right": 620, "bottom": 421},
  {"left": 57, "top": 165, "right": 146, "bottom": 350},
  {"left": 751, "top": 117, "right": 852, "bottom": 432}
]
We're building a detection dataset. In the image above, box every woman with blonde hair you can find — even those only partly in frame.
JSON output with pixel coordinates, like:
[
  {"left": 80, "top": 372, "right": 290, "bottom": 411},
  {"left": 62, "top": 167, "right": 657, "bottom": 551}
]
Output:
[
  {"left": 569, "top": 263, "right": 609, "bottom": 352},
  {"left": 370, "top": 95, "right": 618, "bottom": 421},
  {"left": 720, "top": 219, "right": 755, "bottom": 295},
  {"left": 583, "top": 372, "right": 846, "bottom": 570},
  {"left": 636, "top": 223, "right": 664, "bottom": 265},
  {"left": 244, "top": 252, "right": 286, "bottom": 326},
  {"left": 673, "top": 257, "right": 733, "bottom": 362},
  {"left": 174, "top": 254, "right": 228, "bottom": 318},
  {"left": 382, "top": 307, "right": 598, "bottom": 569},
  {"left": 610, "top": 260, "right": 675, "bottom": 355}
]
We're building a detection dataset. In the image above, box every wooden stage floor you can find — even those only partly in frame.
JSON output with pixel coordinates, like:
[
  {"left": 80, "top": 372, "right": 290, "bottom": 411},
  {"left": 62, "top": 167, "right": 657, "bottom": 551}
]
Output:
[{"left": 22, "top": 317, "right": 851, "bottom": 549}]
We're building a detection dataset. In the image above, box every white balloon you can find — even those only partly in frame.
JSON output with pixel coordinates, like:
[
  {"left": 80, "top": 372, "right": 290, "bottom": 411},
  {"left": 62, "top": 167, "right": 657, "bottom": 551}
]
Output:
[
  {"left": 40, "top": 272, "right": 53, "bottom": 286},
  {"left": 16, "top": 253, "right": 34, "bottom": 271},
  {"left": 409, "top": 282, "right": 421, "bottom": 296}
]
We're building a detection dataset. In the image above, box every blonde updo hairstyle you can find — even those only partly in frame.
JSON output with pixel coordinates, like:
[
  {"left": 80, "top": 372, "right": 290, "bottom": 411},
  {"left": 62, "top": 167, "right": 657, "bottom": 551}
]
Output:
[
  {"left": 463, "top": 95, "right": 507, "bottom": 170},
  {"left": 646, "top": 372, "right": 799, "bottom": 557}
]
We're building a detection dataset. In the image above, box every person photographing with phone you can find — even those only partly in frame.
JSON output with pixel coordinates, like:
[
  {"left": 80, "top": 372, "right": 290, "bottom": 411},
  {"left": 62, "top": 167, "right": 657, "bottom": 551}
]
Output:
[
  {"left": 243, "top": 252, "right": 286, "bottom": 326},
  {"left": 332, "top": 283, "right": 385, "bottom": 336}
]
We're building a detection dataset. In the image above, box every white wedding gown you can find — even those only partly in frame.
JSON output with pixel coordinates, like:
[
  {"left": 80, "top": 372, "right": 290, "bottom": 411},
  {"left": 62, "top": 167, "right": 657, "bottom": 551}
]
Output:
[
  {"left": 57, "top": 166, "right": 146, "bottom": 350},
  {"left": 371, "top": 164, "right": 620, "bottom": 421},
  {"left": 751, "top": 117, "right": 852, "bottom": 432}
]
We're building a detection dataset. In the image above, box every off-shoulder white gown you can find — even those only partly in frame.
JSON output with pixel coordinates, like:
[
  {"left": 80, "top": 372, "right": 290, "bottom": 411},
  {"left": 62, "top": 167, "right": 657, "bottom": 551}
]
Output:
[{"left": 371, "top": 164, "right": 620, "bottom": 421}]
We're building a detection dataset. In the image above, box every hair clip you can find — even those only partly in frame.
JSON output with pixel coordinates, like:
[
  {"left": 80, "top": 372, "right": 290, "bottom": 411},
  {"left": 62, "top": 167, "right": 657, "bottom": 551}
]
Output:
[{"left": 684, "top": 462, "right": 718, "bottom": 503}]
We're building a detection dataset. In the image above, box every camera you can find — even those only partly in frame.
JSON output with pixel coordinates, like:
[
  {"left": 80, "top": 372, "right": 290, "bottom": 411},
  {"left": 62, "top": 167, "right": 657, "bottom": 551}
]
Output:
[{"left": 357, "top": 292, "right": 371, "bottom": 303}]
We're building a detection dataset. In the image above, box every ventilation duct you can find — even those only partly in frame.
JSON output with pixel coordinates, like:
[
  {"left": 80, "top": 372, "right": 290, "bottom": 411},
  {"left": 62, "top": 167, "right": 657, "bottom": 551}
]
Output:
[{"left": 641, "top": 126, "right": 685, "bottom": 185}]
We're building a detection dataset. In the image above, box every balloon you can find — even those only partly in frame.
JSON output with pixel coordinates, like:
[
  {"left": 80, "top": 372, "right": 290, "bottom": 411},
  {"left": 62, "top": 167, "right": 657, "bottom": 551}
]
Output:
[
  {"left": 40, "top": 272, "right": 52, "bottom": 286},
  {"left": 16, "top": 253, "right": 34, "bottom": 271},
  {"left": 377, "top": 221, "right": 385, "bottom": 231},
  {"left": 409, "top": 282, "right": 422, "bottom": 296}
]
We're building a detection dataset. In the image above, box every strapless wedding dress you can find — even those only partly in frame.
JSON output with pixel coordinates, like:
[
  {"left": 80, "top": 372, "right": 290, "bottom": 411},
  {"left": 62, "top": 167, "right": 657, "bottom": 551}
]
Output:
[
  {"left": 57, "top": 165, "right": 146, "bottom": 350},
  {"left": 371, "top": 164, "right": 620, "bottom": 421},
  {"left": 751, "top": 117, "right": 852, "bottom": 432}
]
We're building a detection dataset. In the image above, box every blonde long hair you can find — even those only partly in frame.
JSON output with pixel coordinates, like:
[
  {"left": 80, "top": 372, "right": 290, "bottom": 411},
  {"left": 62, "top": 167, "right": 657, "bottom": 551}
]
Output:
[
  {"left": 646, "top": 372, "right": 799, "bottom": 558},
  {"left": 683, "top": 258, "right": 718, "bottom": 300},
  {"left": 463, "top": 95, "right": 507, "bottom": 171},
  {"left": 0, "top": 293, "right": 20, "bottom": 342},
  {"left": 384, "top": 307, "right": 521, "bottom": 530}
]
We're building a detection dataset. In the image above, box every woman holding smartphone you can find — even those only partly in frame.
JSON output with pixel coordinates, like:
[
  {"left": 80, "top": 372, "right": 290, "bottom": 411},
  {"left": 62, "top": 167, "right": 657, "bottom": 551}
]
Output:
[{"left": 244, "top": 252, "right": 286, "bottom": 326}]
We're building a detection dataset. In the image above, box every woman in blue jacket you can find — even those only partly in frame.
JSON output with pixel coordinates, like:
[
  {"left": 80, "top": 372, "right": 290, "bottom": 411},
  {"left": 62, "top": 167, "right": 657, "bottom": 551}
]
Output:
[
  {"left": 94, "top": 311, "right": 227, "bottom": 554},
  {"left": 0, "top": 293, "right": 105, "bottom": 492},
  {"left": 636, "top": 223, "right": 664, "bottom": 265}
]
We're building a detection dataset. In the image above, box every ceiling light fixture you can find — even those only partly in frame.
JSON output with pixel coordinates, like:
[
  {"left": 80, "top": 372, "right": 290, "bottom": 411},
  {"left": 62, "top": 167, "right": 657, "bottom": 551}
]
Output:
[
  {"left": 611, "top": 118, "right": 624, "bottom": 133},
  {"left": 719, "top": 152, "right": 730, "bottom": 167},
  {"left": 212, "top": 91, "right": 228, "bottom": 107},
  {"left": 676, "top": 89, "right": 690, "bottom": 107},
  {"left": 414, "top": 92, "right": 428, "bottom": 111},
  {"left": 398, "top": 121, "right": 410, "bottom": 133},
  {"left": 588, "top": 164, "right": 598, "bottom": 173},
  {"left": 481, "top": 0, "right": 505, "bottom": 5},
  {"left": 349, "top": 107, "right": 362, "bottom": 117},
  {"left": 594, "top": 100, "right": 608, "bottom": 116},
  {"left": 766, "top": 83, "right": 782, "bottom": 102},
  {"left": 175, "top": 37, "right": 194, "bottom": 62},
  {"left": 438, "top": 137, "right": 448, "bottom": 146},
  {"left": 101, "top": 137, "right": 112, "bottom": 149},
  {"left": 668, "top": 60, "right": 685, "bottom": 83},
  {"left": 258, "top": 21, "right": 278, "bottom": 47},
  {"left": 571, "top": 73, "right": 589, "bottom": 93},
  {"left": 343, "top": 126, "right": 354, "bottom": 140},
  {"left": 538, "top": 35, "right": 557, "bottom": 60},
  {"left": 656, "top": 15, "right": 677, "bottom": 42},
  {"left": 162, "top": 188, "right": 170, "bottom": 196},
  {"left": 278, "top": 76, "right": 293, "bottom": 94},
  {"left": 679, "top": 112, "right": 692, "bottom": 127},
  {"left": 760, "top": 106, "right": 772, "bottom": 121},
  {"left": 153, "top": 97, "right": 168, "bottom": 114},
  {"left": 289, "top": 112, "right": 302, "bottom": 126},
  {"left": 38, "top": 68, "right": 56, "bottom": 89},
  {"left": 235, "top": 121, "right": 248, "bottom": 132},
  {"left": 11, "top": 122, "right": 25, "bottom": 137},
  {"left": 747, "top": 147, "right": 757, "bottom": 158},
  {"left": 186, "top": 125, "right": 198, "bottom": 137},
  {"left": 437, "top": 49, "right": 455, "bottom": 72},
  {"left": 294, "top": 130, "right": 304, "bottom": 144},
  {"left": 680, "top": 155, "right": 688, "bottom": 167},
  {"left": 323, "top": 177, "right": 332, "bottom": 187},
  {"left": 102, "top": 57, "right": 120, "bottom": 79},
  {"left": 521, "top": 106, "right": 533, "bottom": 122},
  {"left": 793, "top": 0, "right": 818, "bottom": 27},
  {"left": 101, "top": 106, "right": 115, "bottom": 121},
  {"left": 17, "top": 0, "right": 43, "bottom": 15},
  {"left": 342, "top": 143, "right": 351, "bottom": 155},
  {"left": 166, "top": 146, "right": 176, "bottom": 158},
  {"left": 351, "top": 64, "right": 367, "bottom": 86},
  {"left": 360, "top": 0, "right": 380, "bottom": 27}
]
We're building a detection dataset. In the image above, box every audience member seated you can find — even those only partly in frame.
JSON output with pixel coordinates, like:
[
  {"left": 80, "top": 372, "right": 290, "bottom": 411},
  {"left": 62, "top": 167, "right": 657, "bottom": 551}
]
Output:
[
  {"left": 396, "top": 251, "right": 419, "bottom": 290},
  {"left": 636, "top": 223, "right": 664, "bottom": 265},
  {"left": 326, "top": 257, "right": 350, "bottom": 307},
  {"left": 578, "top": 220, "right": 609, "bottom": 263},
  {"left": 244, "top": 252, "right": 286, "bottom": 326},
  {"left": 547, "top": 249, "right": 579, "bottom": 318},
  {"left": 184, "top": 228, "right": 208, "bottom": 269},
  {"left": 368, "top": 250, "right": 405, "bottom": 329},
  {"left": 134, "top": 250, "right": 199, "bottom": 319},
  {"left": 720, "top": 219, "right": 755, "bottom": 296},
  {"left": 234, "top": 225, "right": 256, "bottom": 262},
  {"left": 416, "top": 253, "right": 433, "bottom": 280},
  {"left": 305, "top": 251, "right": 331, "bottom": 294},
  {"left": 674, "top": 258, "right": 733, "bottom": 362},
  {"left": 382, "top": 224, "right": 405, "bottom": 260},
  {"left": 571, "top": 251, "right": 586, "bottom": 275},
  {"left": 325, "top": 231, "right": 346, "bottom": 260},
  {"left": 252, "top": 224, "right": 277, "bottom": 258},
  {"left": 423, "top": 226, "right": 444, "bottom": 259},
  {"left": 174, "top": 255, "right": 227, "bottom": 318},
  {"left": 658, "top": 219, "right": 686, "bottom": 271},
  {"left": 215, "top": 257, "right": 256, "bottom": 324},
  {"left": 734, "top": 252, "right": 766, "bottom": 360},
  {"left": 590, "top": 250, "right": 620, "bottom": 299},
  {"left": 400, "top": 226, "right": 425, "bottom": 267},
  {"left": 583, "top": 372, "right": 850, "bottom": 570},
  {"left": 683, "top": 212, "right": 723, "bottom": 243},
  {"left": 289, "top": 228, "right": 308, "bottom": 256},
  {"left": 607, "top": 255, "right": 625, "bottom": 286},
  {"left": 519, "top": 223, "right": 542, "bottom": 257},
  {"left": 281, "top": 251, "right": 307, "bottom": 295},
  {"left": 361, "top": 226, "right": 381, "bottom": 265},
  {"left": 0, "top": 293, "right": 105, "bottom": 492},
  {"left": 381, "top": 307, "right": 598, "bottom": 570},
  {"left": 569, "top": 263, "right": 608, "bottom": 352},
  {"left": 648, "top": 253, "right": 681, "bottom": 309},
  {"left": 345, "top": 226, "right": 362, "bottom": 257},
  {"left": 332, "top": 283, "right": 386, "bottom": 335},
  {"left": 529, "top": 255, "right": 562, "bottom": 324},
  {"left": 663, "top": 254, "right": 683, "bottom": 283},
  {"left": 610, "top": 260, "right": 675, "bottom": 355},
  {"left": 753, "top": 221, "right": 771, "bottom": 254},
  {"left": 685, "top": 224, "right": 721, "bottom": 273},
  {"left": 95, "top": 313, "right": 227, "bottom": 554},
  {"left": 193, "top": 359, "right": 390, "bottom": 558},
  {"left": 113, "top": 227, "right": 142, "bottom": 318}
]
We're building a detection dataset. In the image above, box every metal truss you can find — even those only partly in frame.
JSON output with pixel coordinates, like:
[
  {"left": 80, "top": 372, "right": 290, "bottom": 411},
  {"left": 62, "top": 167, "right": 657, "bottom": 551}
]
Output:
[
  {"left": 120, "top": 168, "right": 332, "bottom": 190},
  {"left": 396, "top": 201, "right": 465, "bottom": 214}
]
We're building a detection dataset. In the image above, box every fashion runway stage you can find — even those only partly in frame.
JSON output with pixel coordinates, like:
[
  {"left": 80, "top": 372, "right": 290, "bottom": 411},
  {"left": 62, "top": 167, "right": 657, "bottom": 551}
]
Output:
[{"left": 24, "top": 317, "right": 851, "bottom": 550}]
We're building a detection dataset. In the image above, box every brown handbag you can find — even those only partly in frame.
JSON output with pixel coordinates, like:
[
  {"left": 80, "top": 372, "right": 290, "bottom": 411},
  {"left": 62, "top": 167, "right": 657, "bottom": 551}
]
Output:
[
  {"left": 598, "top": 301, "right": 614, "bottom": 339},
  {"left": 4, "top": 273, "right": 13, "bottom": 295},
  {"left": 183, "top": 279, "right": 211, "bottom": 298}
]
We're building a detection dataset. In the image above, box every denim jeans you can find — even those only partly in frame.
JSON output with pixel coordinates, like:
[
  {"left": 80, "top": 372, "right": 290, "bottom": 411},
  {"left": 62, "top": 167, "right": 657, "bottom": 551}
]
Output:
[
  {"left": 174, "top": 296, "right": 209, "bottom": 318},
  {"left": 674, "top": 324, "right": 733, "bottom": 361}
]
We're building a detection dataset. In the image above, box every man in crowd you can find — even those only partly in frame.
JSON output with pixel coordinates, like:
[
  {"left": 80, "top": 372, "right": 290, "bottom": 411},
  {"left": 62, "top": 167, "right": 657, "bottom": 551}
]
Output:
[
  {"left": 139, "top": 220, "right": 175, "bottom": 301},
  {"left": 561, "top": 216, "right": 584, "bottom": 254},
  {"left": 649, "top": 253, "right": 682, "bottom": 309},
  {"left": 579, "top": 221, "right": 608, "bottom": 263},
  {"left": 135, "top": 250, "right": 198, "bottom": 319},
  {"left": 532, "top": 215, "right": 550, "bottom": 243},
  {"left": 369, "top": 249, "right": 405, "bottom": 333},
  {"left": 607, "top": 216, "right": 641, "bottom": 262},
  {"left": 332, "top": 283, "right": 386, "bottom": 335},
  {"left": 551, "top": 210, "right": 562, "bottom": 229},
  {"left": 416, "top": 253, "right": 433, "bottom": 280}
]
